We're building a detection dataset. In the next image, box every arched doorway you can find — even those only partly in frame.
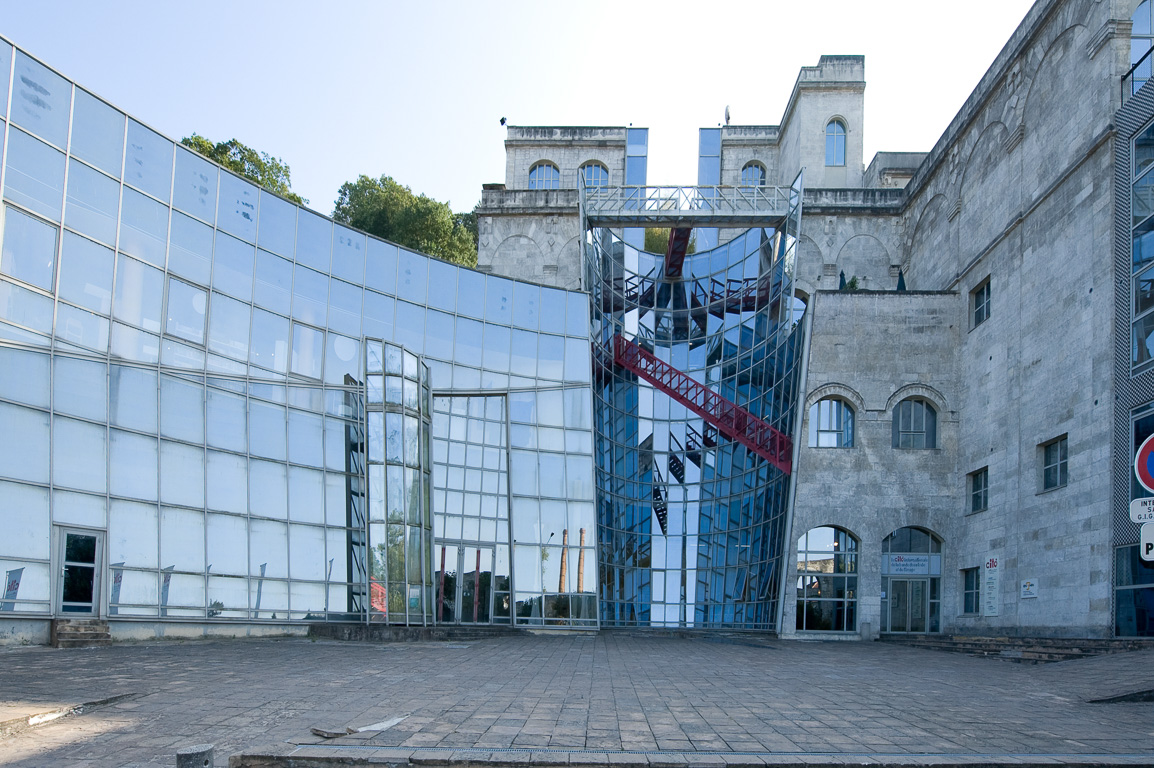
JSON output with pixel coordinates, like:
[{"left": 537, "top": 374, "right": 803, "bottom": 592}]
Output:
[{"left": 881, "top": 526, "right": 942, "bottom": 633}]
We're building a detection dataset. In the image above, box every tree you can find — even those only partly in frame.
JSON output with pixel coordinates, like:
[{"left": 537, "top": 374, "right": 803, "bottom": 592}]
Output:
[
  {"left": 181, "top": 134, "right": 305, "bottom": 205},
  {"left": 333, "top": 174, "right": 477, "bottom": 267},
  {"left": 644, "top": 227, "right": 696, "bottom": 255}
]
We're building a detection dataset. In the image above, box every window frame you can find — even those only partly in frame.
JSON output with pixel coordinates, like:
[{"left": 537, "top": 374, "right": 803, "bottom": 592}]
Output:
[
  {"left": 808, "top": 397, "right": 854, "bottom": 448},
  {"left": 579, "top": 162, "right": 608, "bottom": 188},
  {"left": 971, "top": 277, "right": 991, "bottom": 328},
  {"left": 528, "top": 162, "right": 560, "bottom": 190},
  {"left": 1040, "top": 434, "right": 1068, "bottom": 491},
  {"left": 825, "top": 120, "right": 847, "bottom": 167},
  {"left": 961, "top": 567, "right": 980, "bottom": 616},
  {"left": 795, "top": 525, "right": 859, "bottom": 633},
  {"left": 892, "top": 397, "right": 937, "bottom": 450},
  {"left": 740, "top": 161, "right": 766, "bottom": 187},
  {"left": 968, "top": 466, "right": 988, "bottom": 513}
]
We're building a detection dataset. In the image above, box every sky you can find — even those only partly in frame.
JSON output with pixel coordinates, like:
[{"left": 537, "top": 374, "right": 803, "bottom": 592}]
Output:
[{"left": 1, "top": 0, "right": 1037, "bottom": 216}]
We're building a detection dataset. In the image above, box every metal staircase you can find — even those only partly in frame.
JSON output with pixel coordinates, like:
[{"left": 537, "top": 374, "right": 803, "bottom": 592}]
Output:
[{"left": 611, "top": 335, "right": 791, "bottom": 474}]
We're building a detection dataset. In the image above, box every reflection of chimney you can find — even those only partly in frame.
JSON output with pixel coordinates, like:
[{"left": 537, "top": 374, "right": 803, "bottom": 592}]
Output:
[
  {"left": 559, "top": 529, "right": 569, "bottom": 592},
  {"left": 577, "top": 528, "right": 586, "bottom": 592}
]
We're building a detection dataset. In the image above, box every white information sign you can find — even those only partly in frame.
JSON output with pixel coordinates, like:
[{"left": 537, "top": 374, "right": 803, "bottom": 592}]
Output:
[
  {"left": 982, "top": 557, "right": 1000, "bottom": 617},
  {"left": 886, "top": 554, "right": 930, "bottom": 575},
  {"left": 1020, "top": 579, "right": 1038, "bottom": 599},
  {"left": 1142, "top": 524, "right": 1154, "bottom": 563},
  {"left": 1130, "top": 497, "right": 1154, "bottom": 524}
]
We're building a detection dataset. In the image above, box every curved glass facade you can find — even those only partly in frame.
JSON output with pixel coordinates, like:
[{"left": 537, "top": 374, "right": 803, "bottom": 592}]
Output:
[
  {"left": 0, "top": 40, "right": 596, "bottom": 628},
  {"left": 585, "top": 180, "right": 805, "bottom": 628}
]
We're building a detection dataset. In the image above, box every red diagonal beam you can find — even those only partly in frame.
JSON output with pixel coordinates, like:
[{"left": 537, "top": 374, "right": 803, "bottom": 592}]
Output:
[
  {"left": 664, "top": 227, "right": 692, "bottom": 278},
  {"left": 612, "top": 335, "right": 791, "bottom": 474}
]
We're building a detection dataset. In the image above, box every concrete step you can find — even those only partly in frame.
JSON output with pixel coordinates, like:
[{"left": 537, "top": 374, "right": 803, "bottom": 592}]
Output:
[
  {"left": 880, "top": 633, "right": 1154, "bottom": 663},
  {"left": 51, "top": 618, "right": 111, "bottom": 648}
]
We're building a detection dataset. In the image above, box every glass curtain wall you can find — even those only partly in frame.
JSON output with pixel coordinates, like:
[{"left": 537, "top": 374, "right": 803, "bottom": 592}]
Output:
[
  {"left": 0, "top": 39, "right": 596, "bottom": 629},
  {"left": 586, "top": 176, "right": 805, "bottom": 628}
]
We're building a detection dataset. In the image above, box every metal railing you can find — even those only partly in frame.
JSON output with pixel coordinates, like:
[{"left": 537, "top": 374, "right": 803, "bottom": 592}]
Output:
[
  {"left": 581, "top": 183, "right": 791, "bottom": 228},
  {"left": 1124, "top": 45, "right": 1154, "bottom": 103}
]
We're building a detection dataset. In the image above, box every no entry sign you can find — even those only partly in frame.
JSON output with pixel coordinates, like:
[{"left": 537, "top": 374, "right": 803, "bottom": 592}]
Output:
[{"left": 1136, "top": 434, "right": 1154, "bottom": 494}]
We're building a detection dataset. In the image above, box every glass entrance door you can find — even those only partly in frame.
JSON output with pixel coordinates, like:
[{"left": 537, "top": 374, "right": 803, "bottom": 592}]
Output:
[
  {"left": 58, "top": 530, "right": 102, "bottom": 615},
  {"left": 888, "top": 578, "right": 928, "bottom": 633},
  {"left": 436, "top": 544, "right": 494, "bottom": 624}
]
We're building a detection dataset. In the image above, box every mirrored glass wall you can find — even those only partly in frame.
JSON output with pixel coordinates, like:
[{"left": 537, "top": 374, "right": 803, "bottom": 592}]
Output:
[
  {"left": 0, "top": 39, "right": 596, "bottom": 629},
  {"left": 586, "top": 176, "right": 805, "bottom": 628}
]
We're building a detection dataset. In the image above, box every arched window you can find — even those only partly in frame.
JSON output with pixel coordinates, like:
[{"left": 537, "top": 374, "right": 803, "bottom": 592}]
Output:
[
  {"left": 825, "top": 120, "right": 846, "bottom": 166},
  {"left": 528, "top": 162, "right": 560, "bottom": 190},
  {"left": 580, "top": 162, "right": 608, "bottom": 188},
  {"left": 740, "top": 161, "right": 766, "bottom": 187},
  {"left": 892, "top": 397, "right": 937, "bottom": 449},
  {"left": 808, "top": 397, "right": 854, "bottom": 448},
  {"left": 796, "top": 526, "right": 858, "bottom": 632},
  {"left": 881, "top": 527, "right": 942, "bottom": 633}
]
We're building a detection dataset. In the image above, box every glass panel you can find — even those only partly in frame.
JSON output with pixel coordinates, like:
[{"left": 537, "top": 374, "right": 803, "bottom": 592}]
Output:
[
  {"left": 257, "top": 190, "right": 295, "bottom": 257},
  {"left": 119, "top": 187, "right": 169, "bottom": 267},
  {"left": 53, "top": 416, "right": 107, "bottom": 493},
  {"left": 485, "top": 276, "right": 512, "bottom": 324},
  {"left": 332, "top": 224, "right": 366, "bottom": 284},
  {"left": 206, "top": 387, "right": 246, "bottom": 452},
  {"left": 0, "top": 346, "right": 50, "bottom": 408},
  {"left": 250, "top": 308, "right": 290, "bottom": 373},
  {"left": 113, "top": 253, "right": 163, "bottom": 332},
  {"left": 0, "top": 279, "right": 53, "bottom": 333},
  {"left": 456, "top": 269, "right": 484, "bottom": 319},
  {"left": 291, "top": 323, "right": 325, "bottom": 379},
  {"left": 0, "top": 42, "right": 7, "bottom": 119},
  {"left": 328, "top": 278, "right": 361, "bottom": 337},
  {"left": 124, "top": 120, "right": 173, "bottom": 202},
  {"left": 166, "top": 278, "right": 207, "bottom": 345},
  {"left": 288, "top": 409, "right": 324, "bottom": 468},
  {"left": 324, "top": 332, "right": 360, "bottom": 385},
  {"left": 65, "top": 159, "right": 119, "bottom": 244},
  {"left": 365, "top": 238, "right": 397, "bottom": 294},
  {"left": 213, "top": 231, "right": 255, "bottom": 301},
  {"left": 160, "top": 375, "right": 205, "bottom": 444},
  {"left": 254, "top": 249, "right": 292, "bottom": 315},
  {"left": 2, "top": 205, "right": 58, "bottom": 291},
  {"left": 207, "top": 293, "right": 250, "bottom": 361},
  {"left": 5, "top": 127, "right": 65, "bottom": 221},
  {"left": 512, "top": 282, "right": 538, "bottom": 329},
  {"left": 291, "top": 265, "right": 327, "bottom": 326},
  {"left": 110, "top": 365, "right": 158, "bottom": 432},
  {"left": 295, "top": 209, "right": 332, "bottom": 273},
  {"left": 249, "top": 399, "right": 287, "bottom": 461},
  {"left": 71, "top": 89, "right": 125, "bottom": 177},
  {"left": 249, "top": 461, "right": 288, "bottom": 520},
  {"left": 217, "top": 172, "right": 258, "bottom": 243},
  {"left": 11, "top": 52, "right": 70, "bottom": 148},
  {"left": 173, "top": 146, "right": 218, "bottom": 224},
  {"left": 540, "top": 288, "right": 566, "bottom": 334},
  {"left": 54, "top": 356, "right": 107, "bottom": 422},
  {"left": 0, "top": 402, "right": 50, "bottom": 484},
  {"left": 397, "top": 249, "right": 427, "bottom": 303},
  {"left": 363, "top": 290, "right": 394, "bottom": 339},
  {"left": 56, "top": 302, "right": 109, "bottom": 352},
  {"left": 110, "top": 430, "right": 159, "bottom": 500},
  {"left": 169, "top": 211, "right": 213, "bottom": 286}
]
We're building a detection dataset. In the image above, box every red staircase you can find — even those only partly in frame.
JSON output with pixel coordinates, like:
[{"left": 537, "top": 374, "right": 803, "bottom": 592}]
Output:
[
  {"left": 612, "top": 335, "right": 792, "bottom": 474},
  {"left": 664, "top": 227, "right": 692, "bottom": 278}
]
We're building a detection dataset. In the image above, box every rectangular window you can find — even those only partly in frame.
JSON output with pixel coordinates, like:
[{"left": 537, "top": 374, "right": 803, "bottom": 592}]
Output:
[
  {"left": 1041, "top": 435, "right": 1068, "bottom": 491},
  {"left": 972, "top": 278, "right": 991, "bottom": 327},
  {"left": 962, "top": 568, "right": 980, "bottom": 615},
  {"left": 969, "top": 467, "right": 988, "bottom": 513}
]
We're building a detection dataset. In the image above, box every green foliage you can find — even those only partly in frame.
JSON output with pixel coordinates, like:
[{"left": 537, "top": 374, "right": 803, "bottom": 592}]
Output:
[
  {"left": 644, "top": 227, "right": 696, "bottom": 255},
  {"left": 180, "top": 134, "right": 305, "bottom": 205},
  {"left": 842, "top": 276, "right": 860, "bottom": 291},
  {"left": 333, "top": 174, "right": 477, "bottom": 267}
]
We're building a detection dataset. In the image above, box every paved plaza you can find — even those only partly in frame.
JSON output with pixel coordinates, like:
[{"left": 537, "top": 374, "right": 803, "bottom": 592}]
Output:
[{"left": 1, "top": 634, "right": 1153, "bottom": 767}]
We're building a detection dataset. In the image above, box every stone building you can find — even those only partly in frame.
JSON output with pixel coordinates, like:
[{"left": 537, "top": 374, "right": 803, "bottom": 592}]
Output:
[{"left": 2, "top": 0, "right": 1153, "bottom": 645}]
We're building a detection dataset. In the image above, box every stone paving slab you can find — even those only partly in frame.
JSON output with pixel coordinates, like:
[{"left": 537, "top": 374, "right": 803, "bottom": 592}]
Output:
[{"left": 0, "top": 635, "right": 1152, "bottom": 767}]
